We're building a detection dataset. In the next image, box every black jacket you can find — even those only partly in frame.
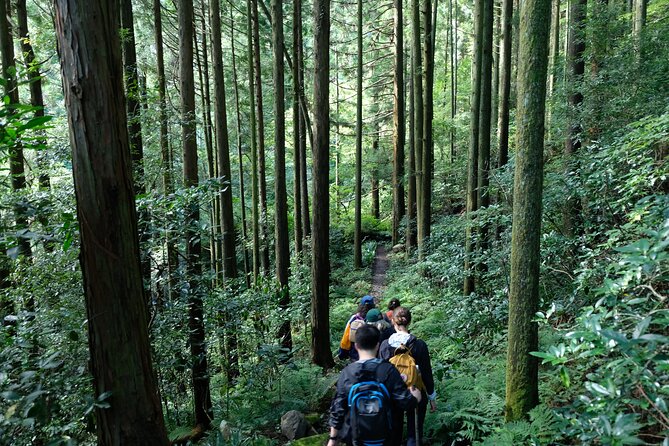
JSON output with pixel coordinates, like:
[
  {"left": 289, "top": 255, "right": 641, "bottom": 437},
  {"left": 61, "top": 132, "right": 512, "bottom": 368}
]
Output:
[
  {"left": 379, "top": 334, "right": 435, "bottom": 399},
  {"left": 328, "top": 358, "right": 418, "bottom": 441}
]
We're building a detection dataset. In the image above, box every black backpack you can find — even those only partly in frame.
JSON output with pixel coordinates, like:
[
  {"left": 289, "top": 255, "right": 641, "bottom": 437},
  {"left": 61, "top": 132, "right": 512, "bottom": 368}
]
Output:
[{"left": 347, "top": 359, "right": 392, "bottom": 446}]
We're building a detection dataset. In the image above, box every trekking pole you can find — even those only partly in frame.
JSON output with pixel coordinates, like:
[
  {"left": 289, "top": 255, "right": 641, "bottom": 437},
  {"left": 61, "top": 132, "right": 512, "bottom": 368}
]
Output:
[
  {"left": 415, "top": 406, "right": 420, "bottom": 446},
  {"left": 415, "top": 364, "right": 421, "bottom": 446}
]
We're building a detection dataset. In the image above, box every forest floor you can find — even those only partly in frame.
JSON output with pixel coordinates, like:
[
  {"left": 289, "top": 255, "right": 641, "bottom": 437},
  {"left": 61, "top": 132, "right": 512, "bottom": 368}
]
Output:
[{"left": 370, "top": 245, "right": 389, "bottom": 298}]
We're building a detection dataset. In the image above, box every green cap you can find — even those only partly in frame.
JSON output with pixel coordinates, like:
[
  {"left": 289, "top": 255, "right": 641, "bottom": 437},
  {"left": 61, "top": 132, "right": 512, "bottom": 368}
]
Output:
[{"left": 365, "top": 309, "right": 383, "bottom": 322}]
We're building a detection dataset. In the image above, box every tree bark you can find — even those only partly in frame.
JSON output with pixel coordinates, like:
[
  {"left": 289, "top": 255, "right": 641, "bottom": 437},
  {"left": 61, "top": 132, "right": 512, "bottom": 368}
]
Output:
[
  {"left": 17, "top": 0, "right": 53, "bottom": 253},
  {"left": 153, "top": 0, "right": 178, "bottom": 304},
  {"left": 293, "top": 0, "right": 304, "bottom": 254},
  {"left": 406, "top": 44, "right": 417, "bottom": 252},
  {"left": 545, "top": 0, "right": 559, "bottom": 137},
  {"left": 392, "top": 0, "right": 405, "bottom": 245},
  {"left": 449, "top": 0, "right": 457, "bottom": 163},
  {"left": 53, "top": 0, "right": 169, "bottom": 442},
  {"left": 311, "top": 0, "right": 335, "bottom": 369},
  {"left": 247, "top": 0, "right": 261, "bottom": 284},
  {"left": 298, "top": 8, "right": 311, "bottom": 239},
  {"left": 16, "top": 0, "right": 48, "bottom": 190},
  {"left": 354, "top": 0, "right": 363, "bottom": 268},
  {"left": 0, "top": 0, "right": 31, "bottom": 259},
  {"left": 272, "top": 0, "right": 292, "bottom": 351},
  {"left": 180, "top": 0, "right": 214, "bottom": 427},
  {"left": 464, "top": 0, "right": 484, "bottom": 295},
  {"left": 230, "top": 8, "right": 251, "bottom": 288},
  {"left": 563, "top": 0, "right": 586, "bottom": 237},
  {"left": 194, "top": 16, "right": 217, "bottom": 282},
  {"left": 505, "top": 0, "right": 550, "bottom": 420},
  {"left": 497, "top": 0, "right": 513, "bottom": 168},
  {"left": 420, "top": 0, "right": 436, "bottom": 259},
  {"left": 477, "top": 0, "right": 493, "bottom": 266},
  {"left": 252, "top": 0, "right": 272, "bottom": 275},
  {"left": 210, "top": 0, "right": 240, "bottom": 383},
  {"left": 411, "top": 0, "right": 424, "bottom": 256}
]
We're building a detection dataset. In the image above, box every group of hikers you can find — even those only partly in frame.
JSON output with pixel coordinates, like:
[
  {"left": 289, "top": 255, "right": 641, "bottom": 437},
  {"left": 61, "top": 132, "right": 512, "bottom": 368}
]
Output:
[{"left": 327, "top": 295, "right": 437, "bottom": 446}]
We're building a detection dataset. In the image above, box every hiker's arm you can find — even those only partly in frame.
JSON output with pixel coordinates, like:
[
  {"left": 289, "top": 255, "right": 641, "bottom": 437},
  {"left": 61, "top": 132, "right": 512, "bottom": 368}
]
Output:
[
  {"left": 327, "top": 427, "right": 339, "bottom": 446},
  {"left": 327, "top": 376, "right": 347, "bottom": 436},
  {"left": 418, "top": 341, "right": 437, "bottom": 404}
]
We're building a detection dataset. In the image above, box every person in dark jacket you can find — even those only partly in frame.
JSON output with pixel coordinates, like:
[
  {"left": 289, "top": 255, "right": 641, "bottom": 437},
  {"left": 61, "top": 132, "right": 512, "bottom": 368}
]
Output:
[
  {"left": 328, "top": 324, "right": 422, "bottom": 446},
  {"left": 365, "top": 308, "right": 395, "bottom": 343},
  {"left": 379, "top": 307, "right": 437, "bottom": 446}
]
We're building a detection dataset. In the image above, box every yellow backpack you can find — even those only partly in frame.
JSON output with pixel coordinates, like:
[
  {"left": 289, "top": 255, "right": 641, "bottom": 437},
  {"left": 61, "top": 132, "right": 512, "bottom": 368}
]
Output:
[{"left": 389, "top": 343, "right": 425, "bottom": 391}]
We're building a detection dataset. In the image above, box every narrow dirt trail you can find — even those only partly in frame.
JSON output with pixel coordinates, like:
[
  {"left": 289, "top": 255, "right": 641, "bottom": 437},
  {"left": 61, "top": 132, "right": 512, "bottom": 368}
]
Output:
[{"left": 370, "top": 245, "right": 389, "bottom": 298}]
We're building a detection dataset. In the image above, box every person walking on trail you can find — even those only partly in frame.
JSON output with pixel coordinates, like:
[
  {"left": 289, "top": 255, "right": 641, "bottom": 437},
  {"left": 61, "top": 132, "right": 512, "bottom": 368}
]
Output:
[
  {"left": 379, "top": 307, "right": 437, "bottom": 446},
  {"left": 365, "top": 308, "right": 394, "bottom": 343},
  {"left": 385, "top": 298, "right": 401, "bottom": 322},
  {"left": 327, "top": 324, "right": 422, "bottom": 446},
  {"left": 338, "top": 295, "right": 376, "bottom": 361}
]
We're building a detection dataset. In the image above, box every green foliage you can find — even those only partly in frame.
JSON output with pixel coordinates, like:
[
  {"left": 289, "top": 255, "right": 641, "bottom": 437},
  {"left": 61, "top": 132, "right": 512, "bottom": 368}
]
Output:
[{"left": 535, "top": 206, "right": 669, "bottom": 445}]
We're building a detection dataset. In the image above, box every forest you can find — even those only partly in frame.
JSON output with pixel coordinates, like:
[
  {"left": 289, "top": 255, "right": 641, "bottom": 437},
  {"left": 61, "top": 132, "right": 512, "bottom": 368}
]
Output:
[{"left": 0, "top": 0, "right": 667, "bottom": 444}]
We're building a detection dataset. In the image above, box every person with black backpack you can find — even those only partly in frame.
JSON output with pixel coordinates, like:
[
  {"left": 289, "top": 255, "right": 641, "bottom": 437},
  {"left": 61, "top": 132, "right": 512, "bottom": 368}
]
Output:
[
  {"left": 379, "top": 307, "right": 437, "bottom": 446},
  {"left": 328, "top": 324, "right": 422, "bottom": 446}
]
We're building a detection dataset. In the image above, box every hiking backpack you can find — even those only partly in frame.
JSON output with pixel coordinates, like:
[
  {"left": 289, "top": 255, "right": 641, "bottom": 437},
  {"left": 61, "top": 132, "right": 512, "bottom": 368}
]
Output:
[
  {"left": 389, "top": 341, "right": 425, "bottom": 391},
  {"left": 348, "top": 360, "right": 393, "bottom": 446},
  {"left": 348, "top": 317, "right": 366, "bottom": 343}
]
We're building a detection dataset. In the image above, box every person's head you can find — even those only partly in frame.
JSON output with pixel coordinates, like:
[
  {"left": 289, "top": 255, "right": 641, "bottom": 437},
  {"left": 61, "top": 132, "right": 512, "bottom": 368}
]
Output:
[
  {"left": 387, "top": 298, "right": 401, "bottom": 311},
  {"left": 357, "top": 295, "right": 375, "bottom": 318},
  {"left": 365, "top": 308, "right": 383, "bottom": 323},
  {"left": 355, "top": 324, "right": 381, "bottom": 352},
  {"left": 392, "top": 306, "right": 412, "bottom": 328}
]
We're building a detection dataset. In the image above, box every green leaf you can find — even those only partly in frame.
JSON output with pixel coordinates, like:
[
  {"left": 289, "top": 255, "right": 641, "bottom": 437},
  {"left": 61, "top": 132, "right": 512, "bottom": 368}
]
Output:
[
  {"left": 633, "top": 317, "right": 651, "bottom": 339},
  {"left": 1, "top": 390, "right": 21, "bottom": 401}
]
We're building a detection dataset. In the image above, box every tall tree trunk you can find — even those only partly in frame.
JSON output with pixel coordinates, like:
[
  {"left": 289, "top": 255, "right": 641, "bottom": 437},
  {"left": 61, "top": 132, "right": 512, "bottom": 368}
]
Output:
[
  {"left": 16, "top": 0, "right": 48, "bottom": 190},
  {"left": 230, "top": 8, "right": 251, "bottom": 288},
  {"left": 293, "top": 0, "right": 304, "bottom": 254},
  {"left": 53, "top": 0, "right": 169, "bottom": 442},
  {"left": 563, "top": 0, "right": 586, "bottom": 237},
  {"left": 504, "top": 0, "right": 550, "bottom": 420},
  {"left": 251, "top": 0, "right": 271, "bottom": 275},
  {"left": 545, "top": 0, "right": 559, "bottom": 137},
  {"left": 497, "top": 0, "right": 512, "bottom": 167},
  {"left": 297, "top": 6, "right": 311, "bottom": 239},
  {"left": 491, "top": 0, "right": 501, "bottom": 137},
  {"left": 180, "top": 0, "right": 213, "bottom": 427},
  {"left": 246, "top": 0, "right": 261, "bottom": 284},
  {"left": 120, "top": 0, "right": 151, "bottom": 293},
  {"left": 154, "top": 0, "right": 177, "bottom": 304},
  {"left": 449, "top": 0, "right": 457, "bottom": 163},
  {"left": 406, "top": 45, "right": 417, "bottom": 252},
  {"left": 477, "top": 0, "right": 493, "bottom": 268},
  {"left": 464, "top": 0, "right": 484, "bottom": 295},
  {"left": 633, "top": 0, "right": 646, "bottom": 46},
  {"left": 420, "top": 0, "right": 435, "bottom": 259},
  {"left": 17, "top": 0, "right": 52, "bottom": 252},
  {"left": 194, "top": 17, "right": 217, "bottom": 283},
  {"left": 272, "top": 0, "right": 292, "bottom": 351},
  {"left": 120, "top": 0, "right": 145, "bottom": 194},
  {"left": 210, "top": 0, "right": 240, "bottom": 383},
  {"left": 411, "top": 0, "right": 424, "bottom": 256},
  {"left": 392, "top": 0, "right": 405, "bottom": 246},
  {"left": 354, "top": 0, "right": 363, "bottom": 268},
  {"left": 1, "top": 0, "right": 31, "bottom": 260},
  {"left": 311, "top": 0, "right": 335, "bottom": 369}
]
